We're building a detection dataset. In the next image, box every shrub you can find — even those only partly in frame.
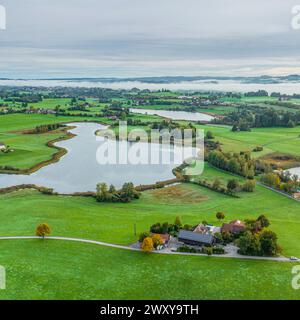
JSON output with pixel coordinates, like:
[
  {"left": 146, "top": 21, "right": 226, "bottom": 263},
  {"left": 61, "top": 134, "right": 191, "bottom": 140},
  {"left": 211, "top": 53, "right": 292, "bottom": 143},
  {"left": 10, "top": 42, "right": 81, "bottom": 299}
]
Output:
[
  {"left": 152, "top": 234, "right": 164, "bottom": 248},
  {"left": 139, "top": 232, "right": 150, "bottom": 243},
  {"left": 253, "top": 146, "right": 263, "bottom": 152},
  {"left": 202, "top": 246, "right": 213, "bottom": 256},
  {"left": 242, "top": 180, "right": 256, "bottom": 192},
  {"left": 227, "top": 179, "right": 240, "bottom": 192},
  {"left": 141, "top": 237, "right": 154, "bottom": 252},
  {"left": 212, "top": 247, "right": 225, "bottom": 254},
  {"left": 177, "top": 245, "right": 197, "bottom": 253}
]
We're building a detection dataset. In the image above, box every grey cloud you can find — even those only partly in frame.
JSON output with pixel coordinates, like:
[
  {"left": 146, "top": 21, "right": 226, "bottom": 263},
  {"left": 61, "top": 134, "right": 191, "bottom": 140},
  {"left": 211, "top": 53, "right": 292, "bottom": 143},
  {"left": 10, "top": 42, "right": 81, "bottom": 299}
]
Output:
[{"left": 0, "top": 0, "right": 300, "bottom": 77}]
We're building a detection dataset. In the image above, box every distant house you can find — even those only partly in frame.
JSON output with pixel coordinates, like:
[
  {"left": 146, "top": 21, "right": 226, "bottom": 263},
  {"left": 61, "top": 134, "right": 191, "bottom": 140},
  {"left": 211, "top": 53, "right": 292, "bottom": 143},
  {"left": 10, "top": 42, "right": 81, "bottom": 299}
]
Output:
[
  {"left": 221, "top": 220, "right": 246, "bottom": 234},
  {"left": 193, "top": 224, "right": 221, "bottom": 235},
  {"left": 0, "top": 142, "right": 6, "bottom": 150},
  {"left": 178, "top": 230, "right": 214, "bottom": 246},
  {"left": 293, "top": 192, "right": 300, "bottom": 200}
]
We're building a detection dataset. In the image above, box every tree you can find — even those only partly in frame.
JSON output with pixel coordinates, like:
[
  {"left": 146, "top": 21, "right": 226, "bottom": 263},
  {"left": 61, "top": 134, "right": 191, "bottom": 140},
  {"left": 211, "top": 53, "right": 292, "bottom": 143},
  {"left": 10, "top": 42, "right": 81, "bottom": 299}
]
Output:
[
  {"left": 120, "top": 182, "right": 140, "bottom": 201},
  {"left": 139, "top": 232, "right": 150, "bottom": 243},
  {"left": 260, "top": 173, "right": 281, "bottom": 188},
  {"left": 96, "top": 183, "right": 109, "bottom": 202},
  {"left": 109, "top": 184, "right": 116, "bottom": 194},
  {"left": 216, "top": 212, "right": 225, "bottom": 221},
  {"left": 227, "top": 158, "right": 239, "bottom": 173},
  {"left": 245, "top": 219, "right": 262, "bottom": 233},
  {"left": 259, "top": 230, "right": 278, "bottom": 256},
  {"left": 221, "top": 231, "right": 233, "bottom": 244},
  {"left": 152, "top": 234, "right": 163, "bottom": 248},
  {"left": 141, "top": 237, "right": 154, "bottom": 252},
  {"left": 203, "top": 246, "right": 213, "bottom": 256},
  {"left": 242, "top": 180, "right": 256, "bottom": 192},
  {"left": 257, "top": 215, "right": 270, "bottom": 228},
  {"left": 36, "top": 223, "right": 51, "bottom": 239},
  {"left": 174, "top": 216, "right": 182, "bottom": 230},
  {"left": 227, "top": 179, "right": 239, "bottom": 192},
  {"left": 214, "top": 232, "right": 223, "bottom": 243},
  {"left": 212, "top": 178, "right": 221, "bottom": 190},
  {"left": 206, "top": 131, "right": 214, "bottom": 140},
  {"left": 236, "top": 231, "right": 261, "bottom": 256}
]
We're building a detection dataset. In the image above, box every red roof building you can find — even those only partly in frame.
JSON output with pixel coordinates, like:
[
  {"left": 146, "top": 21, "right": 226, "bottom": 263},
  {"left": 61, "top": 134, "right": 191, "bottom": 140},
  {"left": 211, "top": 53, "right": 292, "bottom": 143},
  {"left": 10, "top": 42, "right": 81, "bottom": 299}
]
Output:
[{"left": 221, "top": 220, "right": 246, "bottom": 234}]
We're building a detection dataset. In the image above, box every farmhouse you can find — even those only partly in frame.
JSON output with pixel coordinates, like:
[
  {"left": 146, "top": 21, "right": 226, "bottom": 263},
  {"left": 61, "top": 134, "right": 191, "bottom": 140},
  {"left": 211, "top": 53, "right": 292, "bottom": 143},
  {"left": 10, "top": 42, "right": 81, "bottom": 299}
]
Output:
[
  {"left": 178, "top": 230, "right": 214, "bottom": 246},
  {"left": 221, "top": 220, "right": 246, "bottom": 234},
  {"left": 193, "top": 223, "right": 220, "bottom": 235}
]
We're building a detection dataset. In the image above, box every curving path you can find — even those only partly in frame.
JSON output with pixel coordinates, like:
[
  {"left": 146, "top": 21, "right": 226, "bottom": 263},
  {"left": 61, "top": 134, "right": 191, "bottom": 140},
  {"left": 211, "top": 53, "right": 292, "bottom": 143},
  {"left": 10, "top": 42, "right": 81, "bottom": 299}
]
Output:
[{"left": 0, "top": 236, "right": 295, "bottom": 262}]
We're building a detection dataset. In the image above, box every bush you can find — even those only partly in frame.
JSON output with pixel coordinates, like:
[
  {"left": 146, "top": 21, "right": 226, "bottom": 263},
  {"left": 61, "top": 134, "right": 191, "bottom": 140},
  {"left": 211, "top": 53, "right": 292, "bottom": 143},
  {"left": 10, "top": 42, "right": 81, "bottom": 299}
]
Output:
[
  {"left": 202, "top": 246, "right": 213, "bottom": 255},
  {"left": 141, "top": 237, "right": 154, "bottom": 252},
  {"left": 152, "top": 234, "right": 164, "bottom": 248},
  {"left": 177, "top": 245, "right": 197, "bottom": 253},
  {"left": 139, "top": 232, "right": 150, "bottom": 243},
  {"left": 227, "top": 179, "right": 240, "bottom": 193},
  {"left": 242, "top": 180, "right": 256, "bottom": 192},
  {"left": 182, "top": 224, "right": 194, "bottom": 231},
  {"left": 221, "top": 231, "right": 234, "bottom": 244},
  {"left": 253, "top": 146, "right": 263, "bottom": 152},
  {"left": 212, "top": 247, "right": 225, "bottom": 254}
]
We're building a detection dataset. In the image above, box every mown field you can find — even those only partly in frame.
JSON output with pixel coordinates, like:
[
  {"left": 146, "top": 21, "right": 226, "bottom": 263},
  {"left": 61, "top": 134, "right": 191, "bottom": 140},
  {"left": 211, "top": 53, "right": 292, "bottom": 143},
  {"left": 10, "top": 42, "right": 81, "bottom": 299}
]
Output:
[
  {"left": 0, "top": 240, "right": 298, "bottom": 300},
  {"left": 0, "top": 164, "right": 299, "bottom": 257},
  {"left": 196, "top": 124, "right": 300, "bottom": 157}
]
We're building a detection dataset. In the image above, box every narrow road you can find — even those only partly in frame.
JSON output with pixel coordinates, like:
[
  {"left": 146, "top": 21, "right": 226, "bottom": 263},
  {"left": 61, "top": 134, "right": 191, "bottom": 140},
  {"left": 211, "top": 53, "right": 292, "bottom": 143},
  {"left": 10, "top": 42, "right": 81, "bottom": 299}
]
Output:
[{"left": 0, "top": 236, "right": 295, "bottom": 262}]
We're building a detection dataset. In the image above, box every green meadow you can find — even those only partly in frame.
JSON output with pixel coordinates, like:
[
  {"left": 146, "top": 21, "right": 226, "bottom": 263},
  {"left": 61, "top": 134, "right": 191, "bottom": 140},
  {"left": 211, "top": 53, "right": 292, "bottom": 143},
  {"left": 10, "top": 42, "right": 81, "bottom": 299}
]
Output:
[
  {"left": 0, "top": 165, "right": 300, "bottom": 257},
  {"left": 196, "top": 124, "right": 300, "bottom": 157},
  {"left": 0, "top": 111, "right": 299, "bottom": 300},
  {"left": 0, "top": 240, "right": 298, "bottom": 300}
]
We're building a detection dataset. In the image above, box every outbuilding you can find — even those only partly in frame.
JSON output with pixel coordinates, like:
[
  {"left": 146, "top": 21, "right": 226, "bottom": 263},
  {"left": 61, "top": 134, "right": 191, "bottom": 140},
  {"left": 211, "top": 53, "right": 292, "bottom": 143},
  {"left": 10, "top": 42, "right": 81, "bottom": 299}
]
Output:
[{"left": 178, "top": 230, "right": 214, "bottom": 246}]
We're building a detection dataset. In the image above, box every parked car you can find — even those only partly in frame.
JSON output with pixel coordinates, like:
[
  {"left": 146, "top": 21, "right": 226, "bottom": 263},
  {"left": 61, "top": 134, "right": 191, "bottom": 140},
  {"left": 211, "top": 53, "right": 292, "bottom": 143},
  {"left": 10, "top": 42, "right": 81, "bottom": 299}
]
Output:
[{"left": 290, "top": 256, "right": 298, "bottom": 261}]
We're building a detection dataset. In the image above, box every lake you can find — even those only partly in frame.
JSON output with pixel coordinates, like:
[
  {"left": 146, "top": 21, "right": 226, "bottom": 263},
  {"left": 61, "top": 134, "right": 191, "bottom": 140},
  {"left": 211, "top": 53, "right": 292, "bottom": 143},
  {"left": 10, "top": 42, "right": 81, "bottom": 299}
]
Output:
[
  {"left": 130, "top": 108, "right": 214, "bottom": 122},
  {"left": 0, "top": 123, "right": 199, "bottom": 193},
  {"left": 287, "top": 167, "right": 300, "bottom": 178}
]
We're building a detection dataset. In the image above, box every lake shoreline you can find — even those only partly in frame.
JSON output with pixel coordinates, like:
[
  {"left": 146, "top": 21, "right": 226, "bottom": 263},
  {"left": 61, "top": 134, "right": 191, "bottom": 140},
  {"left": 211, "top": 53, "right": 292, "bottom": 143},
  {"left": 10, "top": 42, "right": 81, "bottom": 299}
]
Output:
[
  {"left": 0, "top": 122, "right": 195, "bottom": 193},
  {"left": 0, "top": 120, "right": 108, "bottom": 175}
]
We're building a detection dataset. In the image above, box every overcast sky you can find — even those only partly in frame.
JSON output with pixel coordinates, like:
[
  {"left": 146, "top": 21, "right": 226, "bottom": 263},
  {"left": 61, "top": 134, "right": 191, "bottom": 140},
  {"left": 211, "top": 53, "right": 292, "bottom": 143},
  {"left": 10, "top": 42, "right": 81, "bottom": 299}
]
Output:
[{"left": 0, "top": 0, "right": 300, "bottom": 78}]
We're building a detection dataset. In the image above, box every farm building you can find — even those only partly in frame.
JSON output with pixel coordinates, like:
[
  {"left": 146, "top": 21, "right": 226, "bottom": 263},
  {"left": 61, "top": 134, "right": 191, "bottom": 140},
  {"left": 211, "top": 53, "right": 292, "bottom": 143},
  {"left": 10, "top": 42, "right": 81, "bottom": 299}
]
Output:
[
  {"left": 178, "top": 230, "right": 214, "bottom": 246},
  {"left": 221, "top": 220, "right": 246, "bottom": 234}
]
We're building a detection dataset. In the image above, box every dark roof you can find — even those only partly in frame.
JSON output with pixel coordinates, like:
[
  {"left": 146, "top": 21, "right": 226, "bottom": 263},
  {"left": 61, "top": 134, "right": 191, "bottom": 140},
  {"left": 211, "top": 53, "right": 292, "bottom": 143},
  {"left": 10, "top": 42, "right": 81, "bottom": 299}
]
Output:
[{"left": 178, "top": 230, "right": 214, "bottom": 245}]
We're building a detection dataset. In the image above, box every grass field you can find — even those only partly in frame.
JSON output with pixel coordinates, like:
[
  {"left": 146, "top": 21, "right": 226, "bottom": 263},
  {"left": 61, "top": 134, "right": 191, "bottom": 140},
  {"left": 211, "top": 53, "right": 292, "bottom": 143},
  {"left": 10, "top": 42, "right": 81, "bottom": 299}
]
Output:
[
  {"left": 0, "top": 112, "right": 300, "bottom": 300},
  {"left": 0, "top": 164, "right": 299, "bottom": 257},
  {"left": 0, "top": 114, "right": 100, "bottom": 169},
  {"left": 196, "top": 124, "right": 300, "bottom": 157},
  {"left": 0, "top": 240, "right": 298, "bottom": 300}
]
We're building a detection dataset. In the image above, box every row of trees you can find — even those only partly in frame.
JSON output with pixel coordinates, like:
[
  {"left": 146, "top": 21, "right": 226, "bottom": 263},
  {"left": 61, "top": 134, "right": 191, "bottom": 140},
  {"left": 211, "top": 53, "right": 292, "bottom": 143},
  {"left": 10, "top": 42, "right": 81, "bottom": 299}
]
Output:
[
  {"left": 221, "top": 108, "right": 300, "bottom": 129},
  {"left": 207, "top": 151, "right": 255, "bottom": 179},
  {"left": 260, "top": 172, "right": 299, "bottom": 194},
  {"left": 96, "top": 182, "right": 140, "bottom": 203},
  {"left": 33, "top": 124, "right": 62, "bottom": 134},
  {"left": 149, "top": 217, "right": 182, "bottom": 236}
]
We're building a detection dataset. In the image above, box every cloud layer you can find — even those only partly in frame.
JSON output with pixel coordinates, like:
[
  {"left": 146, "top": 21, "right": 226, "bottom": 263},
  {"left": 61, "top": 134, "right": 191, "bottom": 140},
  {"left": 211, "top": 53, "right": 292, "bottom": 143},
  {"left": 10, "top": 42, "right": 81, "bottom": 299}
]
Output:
[{"left": 0, "top": 0, "right": 300, "bottom": 78}]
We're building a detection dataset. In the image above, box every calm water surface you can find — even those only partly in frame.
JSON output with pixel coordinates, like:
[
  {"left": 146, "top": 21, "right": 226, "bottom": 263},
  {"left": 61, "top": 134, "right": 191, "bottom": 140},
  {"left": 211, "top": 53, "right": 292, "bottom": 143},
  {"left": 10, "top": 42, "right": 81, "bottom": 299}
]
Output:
[
  {"left": 130, "top": 108, "right": 214, "bottom": 121},
  {"left": 0, "top": 123, "right": 197, "bottom": 193}
]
